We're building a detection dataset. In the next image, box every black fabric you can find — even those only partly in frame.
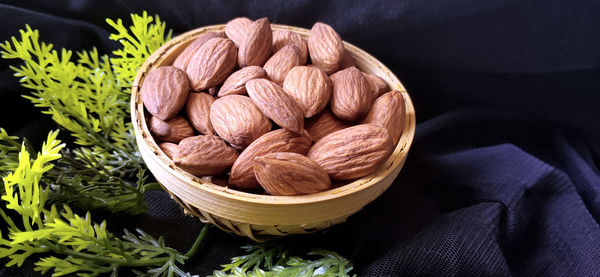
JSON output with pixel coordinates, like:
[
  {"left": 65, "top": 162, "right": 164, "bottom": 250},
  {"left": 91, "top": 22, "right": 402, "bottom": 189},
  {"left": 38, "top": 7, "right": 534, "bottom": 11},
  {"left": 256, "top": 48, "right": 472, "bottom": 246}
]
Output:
[{"left": 1, "top": 0, "right": 599, "bottom": 276}]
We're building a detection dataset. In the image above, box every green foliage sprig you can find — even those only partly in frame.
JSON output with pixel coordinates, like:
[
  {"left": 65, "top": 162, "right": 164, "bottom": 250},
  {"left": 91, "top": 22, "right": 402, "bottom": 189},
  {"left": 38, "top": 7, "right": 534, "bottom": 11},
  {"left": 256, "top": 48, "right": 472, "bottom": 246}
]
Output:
[
  {"left": 0, "top": 128, "right": 22, "bottom": 176},
  {"left": 1, "top": 27, "right": 130, "bottom": 149},
  {"left": 0, "top": 12, "right": 171, "bottom": 214},
  {"left": 210, "top": 244, "right": 356, "bottom": 277},
  {"left": 0, "top": 130, "right": 207, "bottom": 276},
  {"left": 106, "top": 12, "right": 172, "bottom": 90}
]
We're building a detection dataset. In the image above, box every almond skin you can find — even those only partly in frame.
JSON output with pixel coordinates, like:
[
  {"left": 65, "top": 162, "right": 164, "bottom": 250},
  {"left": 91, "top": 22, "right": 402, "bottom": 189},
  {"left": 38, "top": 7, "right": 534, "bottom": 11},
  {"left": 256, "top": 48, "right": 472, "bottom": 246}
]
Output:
[
  {"left": 238, "top": 18, "right": 272, "bottom": 67},
  {"left": 246, "top": 79, "right": 304, "bottom": 134},
  {"left": 360, "top": 90, "right": 406, "bottom": 146},
  {"left": 225, "top": 17, "right": 253, "bottom": 47},
  {"left": 308, "top": 22, "right": 344, "bottom": 74},
  {"left": 329, "top": 69, "right": 343, "bottom": 82},
  {"left": 330, "top": 66, "right": 372, "bottom": 121},
  {"left": 282, "top": 66, "right": 332, "bottom": 118},
  {"left": 218, "top": 66, "right": 266, "bottom": 97},
  {"left": 305, "top": 109, "right": 351, "bottom": 142},
  {"left": 263, "top": 45, "right": 302, "bottom": 85},
  {"left": 173, "top": 31, "right": 226, "bottom": 71},
  {"left": 149, "top": 116, "right": 195, "bottom": 143},
  {"left": 272, "top": 30, "right": 308, "bottom": 65},
  {"left": 158, "top": 142, "right": 178, "bottom": 160},
  {"left": 210, "top": 95, "right": 272, "bottom": 149},
  {"left": 185, "top": 92, "right": 215, "bottom": 135},
  {"left": 254, "top": 152, "right": 331, "bottom": 196},
  {"left": 186, "top": 37, "right": 237, "bottom": 91},
  {"left": 174, "top": 135, "right": 239, "bottom": 176},
  {"left": 229, "top": 129, "right": 311, "bottom": 188},
  {"left": 141, "top": 66, "right": 189, "bottom": 120},
  {"left": 365, "top": 73, "right": 390, "bottom": 100},
  {"left": 307, "top": 124, "right": 393, "bottom": 180},
  {"left": 338, "top": 50, "right": 357, "bottom": 69}
]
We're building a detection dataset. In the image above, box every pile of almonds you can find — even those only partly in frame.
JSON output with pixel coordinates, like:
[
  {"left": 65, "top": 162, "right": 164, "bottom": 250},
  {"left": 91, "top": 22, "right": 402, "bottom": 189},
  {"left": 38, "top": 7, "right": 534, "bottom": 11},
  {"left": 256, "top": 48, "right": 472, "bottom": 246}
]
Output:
[{"left": 141, "top": 17, "right": 406, "bottom": 196}]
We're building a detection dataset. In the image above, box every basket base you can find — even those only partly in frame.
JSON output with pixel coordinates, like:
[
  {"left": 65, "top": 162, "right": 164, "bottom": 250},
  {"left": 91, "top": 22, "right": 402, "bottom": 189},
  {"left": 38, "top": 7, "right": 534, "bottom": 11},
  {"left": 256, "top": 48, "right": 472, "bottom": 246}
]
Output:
[{"left": 164, "top": 185, "right": 353, "bottom": 241}]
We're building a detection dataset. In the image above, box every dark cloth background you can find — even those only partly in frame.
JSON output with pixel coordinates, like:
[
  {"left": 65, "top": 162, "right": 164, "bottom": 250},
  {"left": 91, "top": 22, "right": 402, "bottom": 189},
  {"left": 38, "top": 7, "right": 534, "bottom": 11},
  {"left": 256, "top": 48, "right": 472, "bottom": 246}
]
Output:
[{"left": 1, "top": 0, "right": 599, "bottom": 276}]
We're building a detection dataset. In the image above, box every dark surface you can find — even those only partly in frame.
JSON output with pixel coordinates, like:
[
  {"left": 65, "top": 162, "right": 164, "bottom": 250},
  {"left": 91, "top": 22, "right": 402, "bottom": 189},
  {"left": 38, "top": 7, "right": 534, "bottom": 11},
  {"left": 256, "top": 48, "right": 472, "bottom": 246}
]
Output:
[{"left": 1, "top": 0, "right": 599, "bottom": 276}]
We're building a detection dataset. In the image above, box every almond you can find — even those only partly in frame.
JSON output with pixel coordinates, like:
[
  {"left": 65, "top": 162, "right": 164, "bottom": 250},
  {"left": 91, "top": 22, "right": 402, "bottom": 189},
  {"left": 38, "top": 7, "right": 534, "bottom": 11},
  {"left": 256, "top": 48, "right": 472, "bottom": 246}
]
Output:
[
  {"left": 307, "top": 22, "right": 344, "bottom": 74},
  {"left": 282, "top": 66, "right": 332, "bottom": 118},
  {"left": 210, "top": 95, "right": 272, "bottom": 149},
  {"left": 186, "top": 37, "right": 237, "bottom": 91},
  {"left": 141, "top": 66, "right": 189, "bottom": 120},
  {"left": 360, "top": 90, "right": 406, "bottom": 146},
  {"left": 238, "top": 18, "right": 272, "bottom": 67},
  {"left": 229, "top": 129, "right": 311, "bottom": 188},
  {"left": 225, "top": 17, "right": 253, "bottom": 47},
  {"left": 185, "top": 92, "right": 215, "bottom": 135},
  {"left": 158, "top": 142, "right": 178, "bottom": 160},
  {"left": 307, "top": 124, "right": 393, "bottom": 180},
  {"left": 218, "top": 66, "right": 266, "bottom": 97},
  {"left": 174, "top": 135, "right": 239, "bottom": 176},
  {"left": 149, "top": 116, "right": 195, "bottom": 143},
  {"left": 246, "top": 79, "right": 304, "bottom": 133},
  {"left": 172, "top": 31, "right": 226, "bottom": 71},
  {"left": 305, "top": 109, "right": 351, "bottom": 142},
  {"left": 254, "top": 152, "right": 331, "bottom": 196},
  {"left": 263, "top": 45, "right": 301, "bottom": 85},
  {"left": 365, "top": 73, "right": 390, "bottom": 100},
  {"left": 338, "top": 50, "right": 357, "bottom": 69},
  {"left": 272, "top": 30, "right": 308, "bottom": 65},
  {"left": 330, "top": 66, "right": 372, "bottom": 121}
]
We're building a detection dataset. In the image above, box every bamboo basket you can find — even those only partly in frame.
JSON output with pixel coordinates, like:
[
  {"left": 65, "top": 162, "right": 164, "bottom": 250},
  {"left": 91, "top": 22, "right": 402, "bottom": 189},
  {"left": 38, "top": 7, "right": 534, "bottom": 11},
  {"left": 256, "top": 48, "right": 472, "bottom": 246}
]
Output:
[{"left": 131, "top": 24, "right": 416, "bottom": 242}]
